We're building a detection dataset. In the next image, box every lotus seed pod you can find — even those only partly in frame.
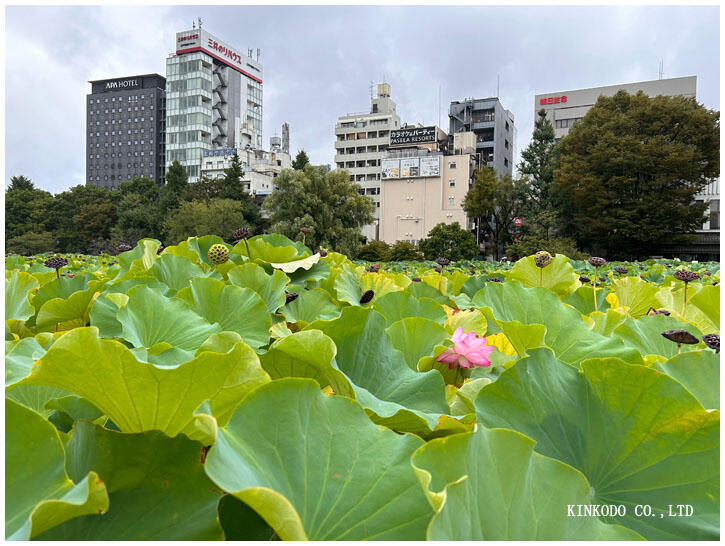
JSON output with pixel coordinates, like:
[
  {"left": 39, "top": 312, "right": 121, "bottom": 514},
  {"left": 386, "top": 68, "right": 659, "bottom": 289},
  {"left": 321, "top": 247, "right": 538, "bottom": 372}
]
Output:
[
  {"left": 588, "top": 256, "right": 606, "bottom": 267},
  {"left": 674, "top": 270, "right": 701, "bottom": 283},
  {"left": 436, "top": 257, "right": 451, "bottom": 266},
  {"left": 316, "top": 249, "right": 328, "bottom": 257},
  {"left": 359, "top": 289, "right": 374, "bottom": 304},
  {"left": 534, "top": 251, "right": 553, "bottom": 268},
  {"left": 157, "top": 245, "right": 165, "bottom": 255},
  {"left": 614, "top": 266, "right": 628, "bottom": 274},
  {"left": 661, "top": 329, "right": 699, "bottom": 345},
  {"left": 116, "top": 244, "right": 132, "bottom": 253},
  {"left": 412, "top": 277, "right": 422, "bottom": 282},
  {"left": 207, "top": 244, "right": 229, "bottom": 265},
  {"left": 702, "top": 334, "right": 720, "bottom": 353},
  {"left": 433, "top": 266, "right": 442, "bottom": 273},
  {"left": 233, "top": 227, "right": 251, "bottom": 240},
  {"left": 43, "top": 256, "right": 69, "bottom": 270},
  {"left": 579, "top": 276, "right": 591, "bottom": 284},
  {"left": 599, "top": 276, "right": 607, "bottom": 282},
  {"left": 487, "top": 277, "right": 503, "bottom": 283},
  {"left": 299, "top": 227, "right": 312, "bottom": 234},
  {"left": 368, "top": 264, "right": 380, "bottom": 273},
  {"left": 647, "top": 308, "right": 671, "bottom": 316},
  {"left": 284, "top": 290, "right": 299, "bottom": 304}
]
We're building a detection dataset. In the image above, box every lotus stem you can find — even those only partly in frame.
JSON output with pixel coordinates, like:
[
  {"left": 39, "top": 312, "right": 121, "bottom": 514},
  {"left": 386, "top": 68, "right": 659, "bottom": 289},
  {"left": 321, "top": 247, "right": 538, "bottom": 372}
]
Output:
[
  {"left": 244, "top": 239, "right": 251, "bottom": 260},
  {"left": 593, "top": 267, "right": 598, "bottom": 313},
  {"left": 681, "top": 283, "right": 688, "bottom": 317},
  {"left": 540, "top": 268, "right": 543, "bottom": 287}
]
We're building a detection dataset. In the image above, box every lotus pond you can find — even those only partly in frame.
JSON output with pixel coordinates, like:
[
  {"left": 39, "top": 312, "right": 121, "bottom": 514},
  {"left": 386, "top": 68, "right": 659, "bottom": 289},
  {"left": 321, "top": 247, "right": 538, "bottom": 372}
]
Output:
[{"left": 5, "top": 235, "right": 720, "bottom": 540}]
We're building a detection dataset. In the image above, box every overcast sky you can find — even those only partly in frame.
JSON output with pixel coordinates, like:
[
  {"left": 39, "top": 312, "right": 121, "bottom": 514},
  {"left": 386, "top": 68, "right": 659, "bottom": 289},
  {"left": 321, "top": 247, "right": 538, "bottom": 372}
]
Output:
[{"left": 4, "top": 4, "right": 720, "bottom": 194}]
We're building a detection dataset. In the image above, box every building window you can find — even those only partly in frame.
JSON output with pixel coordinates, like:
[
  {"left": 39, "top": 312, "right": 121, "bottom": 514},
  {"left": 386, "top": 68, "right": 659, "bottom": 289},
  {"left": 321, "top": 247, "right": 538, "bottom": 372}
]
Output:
[
  {"left": 505, "top": 140, "right": 509, "bottom": 149},
  {"left": 449, "top": 162, "right": 456, "bottom": 169},
  {"left": 504, "top": 158, "right": 509, "bottom": 167},
  {"left": 448, "top": 197, "right": 455, "bottom": 206},
  {"left": 709, "top": 199, "right": 720, "bottom": 230},
  {"left": 449, "top": 179, "right": 456, "bottom": 187}
]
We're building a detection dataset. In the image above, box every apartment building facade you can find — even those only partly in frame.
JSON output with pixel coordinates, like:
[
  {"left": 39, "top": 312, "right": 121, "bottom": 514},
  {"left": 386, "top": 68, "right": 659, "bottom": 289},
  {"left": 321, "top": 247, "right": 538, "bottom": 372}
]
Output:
[
  {"left": 448, "top": 97, "right": 515, "bottom": 177},
  {"left": 166, "top": 26, "right": 263, "bottom": 182},
  {"left": 86, "top": 74, "right": 166, "bottom": 189},
  {"left": 334, "top": 83, "right": 401, "bottom": 241}
]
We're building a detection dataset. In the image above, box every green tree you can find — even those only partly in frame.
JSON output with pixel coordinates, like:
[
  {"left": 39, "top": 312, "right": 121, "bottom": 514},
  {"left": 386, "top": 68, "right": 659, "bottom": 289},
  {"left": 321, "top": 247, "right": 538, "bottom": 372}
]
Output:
[
  {"left": 291, "top": 150, "right": 310, "bottom": 170},
  {"left": 505, "top": 233, "right": 586, "bottom": 260},
  {"left": 7, "top": 175, "right": 35, "bottom": 191},
  {"left": 5, "top": 180, "right": 53, "bottom": 241},
  {"left": 555, "top": 90, "right": 719, "bottom": 259},
  {"left": 180, "top": 175, "right": 224, "bottom": 203},
  {"left": 6, "top": 231, "right": 55, "bottom": 255},
  {"left": 462, "top": 166, "right": 525, "bottom": 259},
  {"left": 163, "top": 199, "right": 249, "bottom": 243},
  {"left": 263, "top": 165, "right": 375, "bottom": 256},
  {"left": 111, "top": 177, "right": 162, "bottom": 245},
  {"left": 164, "top": 160, "right": 189, "bottom": 194},
  {"left": 73, "top": 202, "right": 118, "bottom": 252},
  {"left": 45, "top": 184, "right": 114, "bottom": 252},
  {"left": 356, "top": 240, "right": 390, "bottom": 261},
  {"left": 388, "top": 241, "right": 423, "bottom": 261},
  {"left": 220, "top": 153, "right": 265, "bottom": 233},
  {"left": 418, "top": 222, "right": 479, "bottom": 261}
]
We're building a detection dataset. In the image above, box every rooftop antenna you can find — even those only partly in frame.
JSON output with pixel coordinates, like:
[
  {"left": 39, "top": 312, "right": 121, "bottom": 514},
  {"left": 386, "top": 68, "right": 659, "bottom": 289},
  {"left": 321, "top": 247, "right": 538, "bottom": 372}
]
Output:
[
  {"left": 192, "top": 20, "right": 196, "bottom": 29},
  {"left": 438, "top": 84, "right": 441, "bottom": 128},
  {"left": 256, "top": 48, "right": 261, "bottom": 61},
  {"left": 198, "top": 17, "right": 203, "bottom": 29},
  {"left": 659, "top": 59, "right": 664, "bottom": 80},
  {"left": 369, "top": 80, "right": 374, "bottom": 100},
  {"left": 497, "top": 74, "right": 500, "bottom": 97}
]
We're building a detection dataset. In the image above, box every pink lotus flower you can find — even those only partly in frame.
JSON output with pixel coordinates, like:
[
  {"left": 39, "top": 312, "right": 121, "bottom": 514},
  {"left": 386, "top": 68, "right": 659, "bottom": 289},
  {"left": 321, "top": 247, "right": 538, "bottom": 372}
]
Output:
[{"left": 436, "top": 327, "right": 494, "bottom": 369}]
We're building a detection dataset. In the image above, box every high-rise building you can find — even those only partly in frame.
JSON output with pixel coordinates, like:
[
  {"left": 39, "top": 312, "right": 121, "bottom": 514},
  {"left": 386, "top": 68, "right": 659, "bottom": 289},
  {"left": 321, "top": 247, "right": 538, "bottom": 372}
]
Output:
[
  {"left": 448, "top": 97, "right": 515, "bottom": 177},
  {"left": 86, "top": 74, "right": 166, "bottom": 189},
  {"left": 534, "top": 76, "right": 697, "bottom": 140},
  {"left": 166, "top": 26, "right": 263, "bottom": 182},
  {"left": 334, "top": 83, "right": 401, "bottom": 241}
]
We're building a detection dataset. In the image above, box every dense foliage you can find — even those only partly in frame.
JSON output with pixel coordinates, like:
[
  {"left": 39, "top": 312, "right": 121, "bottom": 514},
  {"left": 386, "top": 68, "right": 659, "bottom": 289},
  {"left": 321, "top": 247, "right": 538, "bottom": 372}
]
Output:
[{"left": 6, "top": 237, "right": 719, "bottom": 540}]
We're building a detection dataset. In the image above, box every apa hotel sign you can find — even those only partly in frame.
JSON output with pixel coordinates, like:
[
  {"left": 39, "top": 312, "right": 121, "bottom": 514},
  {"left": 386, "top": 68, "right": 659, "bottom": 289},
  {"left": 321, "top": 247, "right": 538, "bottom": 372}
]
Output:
[{"left": 105, "top": 78, "right": 140, "bottom": 90}]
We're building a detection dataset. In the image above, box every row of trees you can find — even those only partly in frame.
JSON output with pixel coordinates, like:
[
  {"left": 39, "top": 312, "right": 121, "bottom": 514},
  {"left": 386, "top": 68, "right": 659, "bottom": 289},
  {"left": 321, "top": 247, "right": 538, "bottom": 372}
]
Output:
[{"left": 462, "top": 90, "right": 719, "bottom": 260}]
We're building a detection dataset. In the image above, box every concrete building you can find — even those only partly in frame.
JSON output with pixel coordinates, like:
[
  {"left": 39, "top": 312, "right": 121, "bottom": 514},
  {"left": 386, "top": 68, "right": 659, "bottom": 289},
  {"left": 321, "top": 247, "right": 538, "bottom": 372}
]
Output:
[
  {"left": 334, "top": 83, "right": 401, "bottom": 241},
  {"left": 448, "top": 97, "right": 515, "bottom": 176},
  {"left": 86, "top": 74, "right": 166, "bottom": 189},
  {"left": 379, "top": 130, "right": 478, "bottom": 244},
  {"left": 535, "top": 75, "right": 717, "bottom": 260},
  {"left": 534, "top": 76, "right": 697, "bottom": 140},
  {"left": 166, "top": 25, "right": 263, "bottom": 182},
  {"left": 199, "top": 135, "right": 292, "bottom": 199}
]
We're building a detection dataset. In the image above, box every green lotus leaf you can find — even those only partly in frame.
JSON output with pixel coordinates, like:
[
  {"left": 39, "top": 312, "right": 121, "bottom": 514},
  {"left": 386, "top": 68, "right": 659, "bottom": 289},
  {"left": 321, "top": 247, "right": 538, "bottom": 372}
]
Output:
[
  {"left": 19, "top": 327, "right": 265, "bottom": 437},
  {"left": 218, "top": 495, "right": 275, "bottom": 540},
  {"left": 613, "top": 314, "right": 703, "bottom": 358},
  {"left": 204, "top": 378, "right": 434, "bottom": 540},
  {"left": 460, "top": 274, "right": 488, "bottom": 299},
  {"left": 280, "top": 287, "right": 341, "bottom": 325},
  {"left": 171, "top": 235, "right": 227, "bottom": 267},
  {"left": 474, "top": 281, "right": 642, "bottom": 366},
  {"left": 443, "top": 270, "right": 470, "bottom": 295},
  {"left": 588, "top": 308, "right": 629, "bottom": 336},
  {"left": 227, "top": 262, "right": 289, "bottom": 313},
  {"left": 44, "top": 394, "right": 104, "bottom": 423},
  {"left": 5, "top": 383, "right": 74, "bottom": 419},
  {"left": 372, "top": 291, "right": 447, "bottom": 325},
  {"left": 494, "top": 319, "right": 547, "bottom": 357},
  {"left": 407, "top": 280, "right": 452, "bottom": 305},
  {"left": 232, "top": 233, "right": 311, "bottom": 263},
  {"left": 306, "top": 307, "right": 464, "bottom": 438},
  {"left": 36, "top": 421, "right": 223, "bottom": 540},
  {"left": 89, "top": 292, "right": 128, "bottom": 338},
  {"left": 411, "top": 425, "right": 642, "bottom": 540},
  {"left": 507, "top": 253, "right": 579, "bottom": 296},
  {"left": 6, "top": 336, "right": 47, "bottom": 386},
  {"left": 118, "top": 284, "right": 221, "bottom": 351},
  {"left": 654, "top": 349, "right": 720, "bottom": 409},
  {"left": 6, "top": 271, "right": 39, "bottom": 321},
  {"left": 32, "top": 273, "right": 101, "bottom": 316},
  {"left": 608, "top": 276, "right": 661, "bottom": 318},
  {"left": 444, "top": 308, "right": 488, "bottom": 336},
  {"left": 129, "top": 342, "right": 195, "bottom": 368},
  {"left": 285, "top": 259, "right": 331, "bottom": 285},
  {"left": 448, "top": 377, "right": 491, "bottom": 416},
  {"left": 114, "top": 238, "right": 161, "bottom": 279},
  {"left": 475, "top": 348, "right": 719, "bottom": 540},
  {"left": 385, "top": 317, "right": 449, "bottom": 371},
  {"left": 150, "top": 253, "right": 205, "bottom": 293},
  {"left": 258, "top": 329, "right": 354, "bottom": 398},
  {"left": 563, "top": 285, "right": 610, "bottom": 315},
  {"left": 35, "top": 287, "right": 98, "bottom": 332},
  {"left": 175, "top": 277, "right": 271, "bottom": 350},
  {"left": 5, "top": 399, "right": 109, "bottom": 540},
  {"left": 689, "top": 285, "right": 719, "bottom": 332}
]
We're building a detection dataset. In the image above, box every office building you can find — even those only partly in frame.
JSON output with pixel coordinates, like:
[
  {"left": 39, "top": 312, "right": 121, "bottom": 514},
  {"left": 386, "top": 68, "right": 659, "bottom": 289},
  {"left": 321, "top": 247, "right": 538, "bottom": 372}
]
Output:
[
  {"left": 534, "top": 76, "right": 697, "bottom": 140},
  {"left": 86, "top": 74, "right": 166, "bottom": 189},
  {"left": 379, "top": 129, "right": 478, "bottom": 244},
  {"left": 334, "top": 83, "right": 401, "bottom": 241},
  {"left": 166, "top": 25, "right": 263, "bottom": 182},
  {"left": 448, "top": 97, "right": 515, "bottom": 177}
]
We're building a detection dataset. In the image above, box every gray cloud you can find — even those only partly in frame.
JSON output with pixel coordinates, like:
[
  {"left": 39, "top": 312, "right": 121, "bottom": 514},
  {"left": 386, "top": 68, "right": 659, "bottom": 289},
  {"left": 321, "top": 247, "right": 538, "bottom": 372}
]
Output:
[{"left": 5, "top": 5, "right": 719, "bottom": 193}]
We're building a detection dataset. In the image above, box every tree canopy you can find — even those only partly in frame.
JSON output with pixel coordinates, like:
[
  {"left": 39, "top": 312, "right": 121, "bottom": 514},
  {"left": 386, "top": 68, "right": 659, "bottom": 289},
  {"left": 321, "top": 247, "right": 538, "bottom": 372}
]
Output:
[
  {"left": 554, "top": 90, "right": 719, "bottom": 259},
  {"left": 291, "top": 150, "right": 310, "bottom": 170},
  {"left": 418, "top": 222, "right": 479, "bottom": 261},
  {"left": 263, "top": 165, "right": 374, "bottom": 256}
]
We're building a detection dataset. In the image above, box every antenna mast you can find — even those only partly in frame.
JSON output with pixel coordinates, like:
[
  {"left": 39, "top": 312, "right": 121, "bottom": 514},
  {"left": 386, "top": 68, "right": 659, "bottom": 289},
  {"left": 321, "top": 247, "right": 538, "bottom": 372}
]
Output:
[
  {"left": 659, "top": 59, "right": 664, "bottom": 79},
  {"left": 497, "top": 74, "right": 500, "bottom": 97},
  {"left": 198, "top": 17, "right": 203, "bottom": 29}
]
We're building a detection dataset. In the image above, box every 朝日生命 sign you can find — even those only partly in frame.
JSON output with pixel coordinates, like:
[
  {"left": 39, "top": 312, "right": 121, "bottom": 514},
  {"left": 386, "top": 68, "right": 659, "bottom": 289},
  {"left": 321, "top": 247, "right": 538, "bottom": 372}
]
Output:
[{"left": 539, "top": 96, "right": 567, "bottom": 105}]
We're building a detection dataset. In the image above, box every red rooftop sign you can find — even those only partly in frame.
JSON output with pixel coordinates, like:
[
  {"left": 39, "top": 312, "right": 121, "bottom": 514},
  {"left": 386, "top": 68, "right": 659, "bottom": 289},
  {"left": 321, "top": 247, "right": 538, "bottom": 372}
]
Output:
[{"left": 540, "top": 95, "right": 567, "bottom": 105}]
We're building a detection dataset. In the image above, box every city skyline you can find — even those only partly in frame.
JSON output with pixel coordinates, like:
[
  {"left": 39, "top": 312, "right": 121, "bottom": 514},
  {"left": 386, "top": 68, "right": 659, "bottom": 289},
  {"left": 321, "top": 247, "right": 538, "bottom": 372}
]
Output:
[{"left": 5, "top": 4, "right": 720, "bottom": 193}]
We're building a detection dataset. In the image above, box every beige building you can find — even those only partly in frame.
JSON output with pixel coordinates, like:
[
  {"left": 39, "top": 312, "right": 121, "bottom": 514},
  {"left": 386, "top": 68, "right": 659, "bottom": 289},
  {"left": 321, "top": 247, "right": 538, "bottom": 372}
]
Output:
[
  {"left": 380, "top": 132, "right": 477, "bottom": 244},
  {"left": 334, "top": 83, "right": 401, "bottom": 241},
  {"left": 535, "top": 76, "right": 697, "bottom": 140}
]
